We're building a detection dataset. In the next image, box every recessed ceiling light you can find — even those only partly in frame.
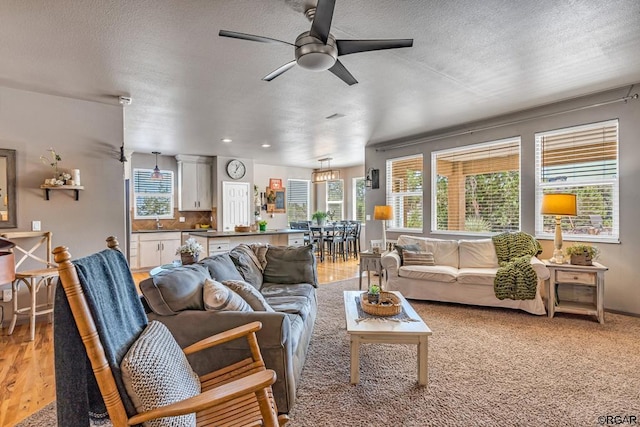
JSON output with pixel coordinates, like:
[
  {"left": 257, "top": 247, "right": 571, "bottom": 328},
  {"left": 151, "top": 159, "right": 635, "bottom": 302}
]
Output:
[
  {"left": 221, "top": 138, "right": 232, "bottom": 143},
  {"left": 261, "top": 144, "right": 271, "bottom": 148}
]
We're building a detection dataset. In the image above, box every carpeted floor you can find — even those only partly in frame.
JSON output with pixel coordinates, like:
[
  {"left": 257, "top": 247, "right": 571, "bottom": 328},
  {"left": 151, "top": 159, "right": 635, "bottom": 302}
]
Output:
[{"left": 18, "top": 278, "right": 640, "bottom": 426}]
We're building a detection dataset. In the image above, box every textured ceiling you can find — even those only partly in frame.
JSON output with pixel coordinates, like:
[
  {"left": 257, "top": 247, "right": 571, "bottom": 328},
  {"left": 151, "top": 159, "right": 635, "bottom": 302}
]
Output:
[{"left": 1, "top": 0, "right": 639, "bottom": 168}]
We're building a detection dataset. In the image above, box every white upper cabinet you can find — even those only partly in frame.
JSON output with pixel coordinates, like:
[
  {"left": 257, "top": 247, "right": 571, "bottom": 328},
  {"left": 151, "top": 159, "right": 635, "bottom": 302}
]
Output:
[{"left": 176, "top": 155, "right": 212, "bottom": 211}]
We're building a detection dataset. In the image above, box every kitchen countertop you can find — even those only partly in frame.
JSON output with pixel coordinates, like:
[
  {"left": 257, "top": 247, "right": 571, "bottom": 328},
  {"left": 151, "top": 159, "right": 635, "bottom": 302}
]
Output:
[
  {"left": 133, "top": 229, "right": 207, "bottom": 233},
  {"left": 189, "top": 229, "right": 304, "bottom": 238}
]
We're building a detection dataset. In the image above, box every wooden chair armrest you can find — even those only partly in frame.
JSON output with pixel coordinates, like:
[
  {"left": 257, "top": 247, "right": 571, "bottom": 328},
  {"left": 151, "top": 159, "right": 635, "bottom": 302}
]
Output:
[
  {"left": 128, "top": 369, "right": 276, "bottom": 425},
  {"left": 182, "top": 321, "right": 263, "bottom": 356}
]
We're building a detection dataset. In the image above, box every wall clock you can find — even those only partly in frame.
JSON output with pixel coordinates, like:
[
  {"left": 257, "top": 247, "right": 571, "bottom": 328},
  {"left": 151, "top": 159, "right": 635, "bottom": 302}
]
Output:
[{"left": 226, "top": 159, "right": 246, "bottom": 179}]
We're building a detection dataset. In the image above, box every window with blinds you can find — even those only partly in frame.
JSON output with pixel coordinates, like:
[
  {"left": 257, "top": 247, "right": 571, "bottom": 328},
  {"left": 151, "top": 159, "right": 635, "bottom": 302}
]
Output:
[
  {"left": 535, "top": 119, "right": 619, "bottom": 242},
  {"left": 133, "top": 168, "right": 174, "bottom": 219},
  {"left": 287, "top": 179, "right": 310, "bottom": 222},
  {"left": 326, "top": 180, "right": 344, "bottom": 221},
  {"left": 353, "top": 177, "right": 366, "bottom": 222},
  {"left": 432, "top": 138, "right": 520, "bottom": 234},
  {"left": 386, "top": 154, "right": 423, "bottom": 231}
]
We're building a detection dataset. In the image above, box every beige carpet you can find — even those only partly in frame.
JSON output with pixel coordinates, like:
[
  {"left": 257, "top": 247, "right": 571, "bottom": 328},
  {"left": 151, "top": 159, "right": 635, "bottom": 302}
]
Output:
[{"left": 18, "top": 278, "right": 640, "bottom": 426}]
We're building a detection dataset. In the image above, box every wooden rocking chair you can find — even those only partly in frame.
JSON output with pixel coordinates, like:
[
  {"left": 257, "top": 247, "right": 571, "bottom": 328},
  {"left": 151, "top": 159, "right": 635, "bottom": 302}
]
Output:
[{"left": 54, "top": 243, "right": 289, "bottom": 427}]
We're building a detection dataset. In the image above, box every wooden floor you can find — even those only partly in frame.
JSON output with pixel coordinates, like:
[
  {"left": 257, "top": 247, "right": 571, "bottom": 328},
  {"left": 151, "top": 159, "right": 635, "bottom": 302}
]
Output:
[{"left": 0, "top": 256, "right": 359, "bottom": 426}]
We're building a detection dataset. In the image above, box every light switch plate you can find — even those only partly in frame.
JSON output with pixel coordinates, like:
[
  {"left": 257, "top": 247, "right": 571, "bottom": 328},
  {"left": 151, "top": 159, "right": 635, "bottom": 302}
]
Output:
[
  {"left": 2, "top": 289, "right": 11, "bottom": 302},
  {"left": 32, "top": 220, "right": 41, "bottom": 231},
  {"left": 179, "top": 217, "right": 186, "bottom": 222}
]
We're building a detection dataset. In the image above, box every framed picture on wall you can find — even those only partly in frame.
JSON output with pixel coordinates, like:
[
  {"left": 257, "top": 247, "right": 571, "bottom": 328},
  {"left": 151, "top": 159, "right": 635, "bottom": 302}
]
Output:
[
  {"left": 266, "top": 187, "right": 286, "bottom": 213},
  {"left": 269, "top": 178, "right": 282, "bottom": 190}
]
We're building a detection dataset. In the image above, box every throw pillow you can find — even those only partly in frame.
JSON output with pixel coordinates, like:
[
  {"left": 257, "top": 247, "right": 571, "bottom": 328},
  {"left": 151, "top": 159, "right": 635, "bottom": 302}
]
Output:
[
  {"left": 222, "top": 279, "right": 275, "bottom": 312},
  {"left": 202, "top": 279, "right": 253, "bottom": 312},
  {"left": 395, "top": 244, "right": 421, "bottom": 263},
  {"left": 229, "top": 244, "right": 264, "bottom": 290},
  {"left": 263, "top": 244, "right": 318, "bottom": 287},
  {"left": 142, "top": 264, "right": 211, "bottom": 315},
  {"left": 250, "top": 244, "right": 269, "bottom": 270},
  {"left": 199, "top": 253, "right": 245, "bottom": 282},
  {"left": 402, "top": 250, "right": 435, "bottom": 266},
  {"left": 121, "top": 320, "right": 201, "bottom": 427}
]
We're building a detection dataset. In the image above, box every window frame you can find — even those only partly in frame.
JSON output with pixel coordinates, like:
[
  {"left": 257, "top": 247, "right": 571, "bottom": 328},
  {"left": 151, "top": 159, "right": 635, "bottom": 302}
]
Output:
[
  {"left": 326, "top": 179, "right": 344, "bottom": 221},
  {"left": 386, "top": 154, "right": 424, "bottom": 233},
  {"left": 132, "top": 168, "right": 175, "bottom": 219},
  {"left": 534, "top": 119, "right": 620, "bottom": 244},
  {"left": 431, "top": 137, "right": 521, "bottom": 236},
  {"left": 286, "top": 179, "right": 311, "bottom": 222},
  {"left": 352, "top": 176, "right": 366, "bottom": 223}
]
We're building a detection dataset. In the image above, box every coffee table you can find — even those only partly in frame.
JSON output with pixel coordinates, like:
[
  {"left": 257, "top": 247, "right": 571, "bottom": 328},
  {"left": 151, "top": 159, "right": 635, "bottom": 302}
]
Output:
[{"left": 343, "top": 290, "right": 432, "bottom": 385}]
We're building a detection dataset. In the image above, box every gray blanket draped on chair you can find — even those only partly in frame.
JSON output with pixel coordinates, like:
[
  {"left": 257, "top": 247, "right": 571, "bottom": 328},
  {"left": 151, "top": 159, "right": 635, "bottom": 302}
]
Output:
[{"left": 54, "top": 249, "right": 148, "bottom": 426}]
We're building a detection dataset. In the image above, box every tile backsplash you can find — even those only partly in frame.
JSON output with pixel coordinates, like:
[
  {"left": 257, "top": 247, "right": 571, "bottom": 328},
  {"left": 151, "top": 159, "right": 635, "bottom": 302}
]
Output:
[{"left": 132, "top": 208, "right": 217, "bottom": 231}]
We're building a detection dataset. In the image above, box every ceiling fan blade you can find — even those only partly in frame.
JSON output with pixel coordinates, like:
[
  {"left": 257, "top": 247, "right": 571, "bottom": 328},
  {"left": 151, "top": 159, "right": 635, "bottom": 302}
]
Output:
[
  {"left": 263, "top": 60, "right": 297, "bottom": 81},
  {"left": 219, "top": 30, "right": 294, "bottom": 46},
  {"left": 328, "top": 59, "right": 358, "bottom": 86},
  {"left": 309, "top": 0, "right": 336, "bottom": 44},
  {"left": 336, "top": 39, "right": 414, "bottom": 56}
]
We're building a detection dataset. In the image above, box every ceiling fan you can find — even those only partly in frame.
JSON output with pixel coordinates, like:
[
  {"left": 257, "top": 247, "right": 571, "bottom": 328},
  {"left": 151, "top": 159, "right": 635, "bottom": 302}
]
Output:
[{"left": 219, "top": 0, "right": 413, "bottom": 85}]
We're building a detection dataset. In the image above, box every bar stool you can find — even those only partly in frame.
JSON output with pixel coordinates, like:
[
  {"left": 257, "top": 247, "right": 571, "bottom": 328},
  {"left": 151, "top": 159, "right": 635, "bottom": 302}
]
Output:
[{"left": 1, "top": 231, "right": 58, "bottom": 341}]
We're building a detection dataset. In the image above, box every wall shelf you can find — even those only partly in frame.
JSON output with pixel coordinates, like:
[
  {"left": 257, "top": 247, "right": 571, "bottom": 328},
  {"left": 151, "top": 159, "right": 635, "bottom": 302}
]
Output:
[{"left": 40, "top": 185, "right": 85, "bottom": 201}]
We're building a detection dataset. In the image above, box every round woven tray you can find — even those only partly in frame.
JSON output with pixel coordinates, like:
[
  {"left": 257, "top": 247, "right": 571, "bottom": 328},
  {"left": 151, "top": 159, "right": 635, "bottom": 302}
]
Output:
[
  {"left": 359, "top": 291, "right": 402, "bottom": 317},
  {"left": 234, "top": 225, "right": 252, "bottom": 232}
]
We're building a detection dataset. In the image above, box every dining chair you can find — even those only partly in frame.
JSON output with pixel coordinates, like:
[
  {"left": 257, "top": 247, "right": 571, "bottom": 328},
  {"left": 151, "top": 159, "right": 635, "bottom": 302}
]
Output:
[{"left": 0, "top": 231, "right": 58, "bottom": 341}]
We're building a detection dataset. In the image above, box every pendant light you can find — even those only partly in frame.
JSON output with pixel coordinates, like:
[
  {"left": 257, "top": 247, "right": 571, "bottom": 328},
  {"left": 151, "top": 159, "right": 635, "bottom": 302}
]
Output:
[{"left": 151, "top": 151, "right": 163, "bottom": 180}]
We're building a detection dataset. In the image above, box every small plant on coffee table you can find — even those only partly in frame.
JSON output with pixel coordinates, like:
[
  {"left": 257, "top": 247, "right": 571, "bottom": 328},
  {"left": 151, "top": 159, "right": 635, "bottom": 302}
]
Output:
[{"left": 367, "top": 284, "right": 380, "bottom": 304}]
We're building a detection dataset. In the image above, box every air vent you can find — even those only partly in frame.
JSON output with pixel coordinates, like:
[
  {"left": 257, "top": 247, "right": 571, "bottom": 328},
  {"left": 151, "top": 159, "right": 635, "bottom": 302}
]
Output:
[{"left": 325, "top": 113, "right": 345, "bottom": 120}]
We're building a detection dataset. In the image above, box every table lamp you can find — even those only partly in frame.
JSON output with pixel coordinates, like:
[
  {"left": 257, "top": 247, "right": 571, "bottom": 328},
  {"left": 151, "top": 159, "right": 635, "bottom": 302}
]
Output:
[
  {"left": 373, "top": 205, "right": 393, "bottom": 251},
  {"left": 541, "top": 193, "right": 577, "bottom": 263}
]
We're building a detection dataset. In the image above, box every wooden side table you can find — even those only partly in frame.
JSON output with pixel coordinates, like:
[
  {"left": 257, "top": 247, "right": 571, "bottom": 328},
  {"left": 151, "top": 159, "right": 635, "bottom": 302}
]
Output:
[
  {"left": 358, "top": 251, "right": 383, "bottom": 291},
  {"left": 544, "top": 260, "right": 608, "bottom": 323}
]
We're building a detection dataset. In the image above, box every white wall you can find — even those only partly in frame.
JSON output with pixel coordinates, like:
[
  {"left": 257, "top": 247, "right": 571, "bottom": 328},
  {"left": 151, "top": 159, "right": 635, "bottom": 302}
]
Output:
[{"left": 366, "top": 84, "right": 640, "bottom": 315}]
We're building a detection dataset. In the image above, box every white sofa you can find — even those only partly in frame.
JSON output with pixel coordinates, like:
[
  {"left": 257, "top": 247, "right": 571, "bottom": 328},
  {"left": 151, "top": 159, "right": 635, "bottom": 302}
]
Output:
[{"left": 381, "top": 235, "right": 550, "bottom": 315}]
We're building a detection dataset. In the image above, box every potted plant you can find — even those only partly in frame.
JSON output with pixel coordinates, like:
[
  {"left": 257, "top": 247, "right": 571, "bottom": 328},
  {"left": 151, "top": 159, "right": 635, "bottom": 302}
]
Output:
[
  {"left": 565, "top": 244, "right": 600, "bottom": 266},
  {"left": 258, "top": 220, "right": 268, "bottom": 232},
  {"left": 176, "top": 238, "right": 204, "bottom": 265},
  {"left": 367, "top": 284, "right": 380, "bottom": 304},
  {"left": 312, "top": 211, "right": 328, "bottom": 226}
]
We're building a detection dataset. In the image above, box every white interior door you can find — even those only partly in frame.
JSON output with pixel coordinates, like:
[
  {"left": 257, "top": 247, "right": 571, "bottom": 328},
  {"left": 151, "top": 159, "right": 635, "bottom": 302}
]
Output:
[{"left": 222, "top": 181, "right": 250, "bottom": 231}]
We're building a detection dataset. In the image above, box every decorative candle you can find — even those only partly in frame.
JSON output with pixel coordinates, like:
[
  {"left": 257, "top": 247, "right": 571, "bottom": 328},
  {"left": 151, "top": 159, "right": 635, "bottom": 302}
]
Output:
[{"left": 72, "top": 169, "right": 81, "bottom": 186}]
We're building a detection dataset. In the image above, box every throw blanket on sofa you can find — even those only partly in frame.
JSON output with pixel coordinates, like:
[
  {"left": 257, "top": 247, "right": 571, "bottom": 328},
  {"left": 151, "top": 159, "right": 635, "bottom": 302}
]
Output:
[{"left": 492, "top": 232, "right": 542, "bottom": 300}]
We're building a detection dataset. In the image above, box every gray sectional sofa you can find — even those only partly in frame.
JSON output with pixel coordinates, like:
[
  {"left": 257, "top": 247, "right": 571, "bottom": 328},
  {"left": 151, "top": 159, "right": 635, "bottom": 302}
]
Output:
[{"left": 138, "top": 243, "right": 318, "bottom": 414}]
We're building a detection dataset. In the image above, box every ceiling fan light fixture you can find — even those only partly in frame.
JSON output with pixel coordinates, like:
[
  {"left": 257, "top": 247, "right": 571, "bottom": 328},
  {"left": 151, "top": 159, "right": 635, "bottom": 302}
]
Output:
[{"left": 295, "top": 32, "right": 337, "bottom": 71}]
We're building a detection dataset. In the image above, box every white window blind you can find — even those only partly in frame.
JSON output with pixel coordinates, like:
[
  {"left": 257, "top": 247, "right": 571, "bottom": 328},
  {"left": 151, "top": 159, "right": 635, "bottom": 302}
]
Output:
[
  {"left": 287, "top": 179, "right": 310, "bottom": 222},
  {"left": 535, "top": 119, "right": 619, "bottom": 242},
  {"left": 386, "top": 154, "right": 423, "bottom": 231},
  {"left": 133, "top": 168, "right": 174, "bottom": 219},
  {"left": 353, "top": 177, "right": 366, "bottom": 222},
  {"left": 326, "top": 180, "right": 344, "bottom": 221},
  {"left": 432, "top": 138, "right": 520, "bottom": 234}
]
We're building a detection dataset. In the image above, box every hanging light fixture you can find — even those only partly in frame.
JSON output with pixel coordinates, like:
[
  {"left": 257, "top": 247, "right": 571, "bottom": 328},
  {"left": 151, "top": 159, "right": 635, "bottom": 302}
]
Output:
[
  {"left": 312, "top": 157, "right": 340, "bottom": 183},
  {"left": 151, "top": 151, "right": 163, "bottom": 180}
]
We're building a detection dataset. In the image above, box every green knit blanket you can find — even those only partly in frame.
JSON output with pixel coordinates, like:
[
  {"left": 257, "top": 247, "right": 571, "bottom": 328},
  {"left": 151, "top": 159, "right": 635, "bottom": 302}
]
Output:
[{"left": 492, "top": 232, "right": 542, "bottom": 300}]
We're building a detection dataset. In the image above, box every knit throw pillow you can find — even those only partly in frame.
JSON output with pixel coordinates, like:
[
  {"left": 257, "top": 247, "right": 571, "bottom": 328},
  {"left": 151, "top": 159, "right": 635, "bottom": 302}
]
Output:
[
  {"left": 121, "top": 321, "right": 201, "bottom": 427},
  {"left": 222, "top": 279, "right": 275, "bottom": 312},
  {"left": 203, "top": 278, "right": 253, "bottom": 312},
  {"left": 402, "top": 250, "right": 435, "bottom": 266}
]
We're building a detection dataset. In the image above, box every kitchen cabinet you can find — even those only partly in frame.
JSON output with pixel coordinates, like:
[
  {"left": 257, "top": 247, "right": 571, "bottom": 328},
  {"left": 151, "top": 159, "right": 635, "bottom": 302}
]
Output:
[
  {"left": 176, "top": 155, "right": 212, "bottom": 211},
  {"left": 137, "top": 232, "right": 181, "bottom": 268}
]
